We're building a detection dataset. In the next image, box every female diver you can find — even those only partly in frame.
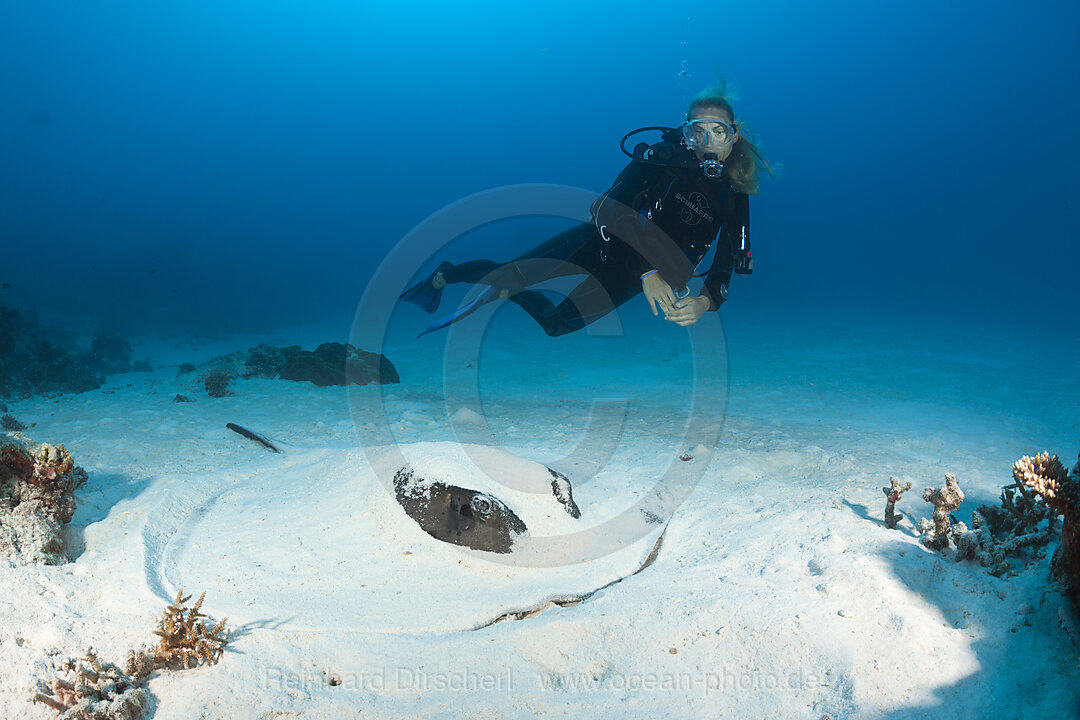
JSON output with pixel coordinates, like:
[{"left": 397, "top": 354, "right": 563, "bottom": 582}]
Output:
[{"left": 399, "top": 80, "right": 770, "bottom": 337}]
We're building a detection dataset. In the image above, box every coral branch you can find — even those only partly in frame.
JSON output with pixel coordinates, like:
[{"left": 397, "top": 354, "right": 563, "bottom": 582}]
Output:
[
  {"left": 32, "top": 648, "right": 149, "bottom": 719},
  {"left": 882, "top": 477, "right": 912, "bottom": 529},
  {"left": 150, "top": 589, "right": 229, "bottom": 669},
  {"left": 920, "top": 473, "right": 964, "bottom": 550}
]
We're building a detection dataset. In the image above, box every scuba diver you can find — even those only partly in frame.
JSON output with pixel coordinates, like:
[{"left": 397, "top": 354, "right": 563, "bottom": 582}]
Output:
[{"left": 399, "top": 80, "right": 771, "bottom": 337}]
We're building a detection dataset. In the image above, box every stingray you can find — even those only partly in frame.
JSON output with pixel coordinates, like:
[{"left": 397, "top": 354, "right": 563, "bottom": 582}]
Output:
[
  {"left": 141, "top": 425, "right": 672, "bottom": 633},
  {"left": 392, "top": 464, "right": 580, "bottom": 554},
  {"left": 227, "top": 422, "right": 581, "bottom": 553}
]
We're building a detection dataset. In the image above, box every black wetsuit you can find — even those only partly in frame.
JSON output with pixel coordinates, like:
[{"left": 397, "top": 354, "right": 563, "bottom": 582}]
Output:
[{"left": 442, "top": 133, "right": 751, "bottom": 336}]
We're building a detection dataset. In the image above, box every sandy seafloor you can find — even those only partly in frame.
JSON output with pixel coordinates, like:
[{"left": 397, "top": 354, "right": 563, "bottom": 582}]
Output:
[{"left": 2, "top": 300, "right": 1078, "bottom": 720}]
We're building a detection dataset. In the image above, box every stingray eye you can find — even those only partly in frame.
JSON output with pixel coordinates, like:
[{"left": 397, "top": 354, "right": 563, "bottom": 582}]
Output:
[{"left": 469, "top": 494, "right": 494, "bottom": 520}]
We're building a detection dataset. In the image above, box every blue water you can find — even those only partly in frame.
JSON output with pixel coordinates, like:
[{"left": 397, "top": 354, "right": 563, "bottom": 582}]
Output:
[
  {"left": 1, "top": 1, "right": 1078, "bottom": 337},
  {"left": 3, "top": 7, "right": 1080, "bottom": 716}
]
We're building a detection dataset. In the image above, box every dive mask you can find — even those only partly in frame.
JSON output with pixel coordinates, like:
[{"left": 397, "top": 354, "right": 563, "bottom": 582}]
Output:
[{"left": 681, "top": 118, "right": 739, "bottom": 149}]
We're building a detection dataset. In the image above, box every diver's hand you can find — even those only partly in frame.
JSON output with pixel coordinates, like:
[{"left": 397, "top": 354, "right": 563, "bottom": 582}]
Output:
[
  {"left": 663, "top": 294, "right": 711, "bottom": 326},
  {"left": 642, "top": 273, "right": 678, "bottom": 316}
]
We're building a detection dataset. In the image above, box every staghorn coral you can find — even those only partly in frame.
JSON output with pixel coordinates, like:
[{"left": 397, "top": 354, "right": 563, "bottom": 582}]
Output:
[
  {"left": 147, "top": 589, "right": 229, "bottom": 669},
  {"left": 33, "top": 648, "right": 150, "bottom": 720},
  {"left": 950, "top": 509, "right": 1055, "bottom": 577},
  {"left": 980, "top": 473, "right": 1059, "bottom": 538},
  {"left": 1015, "top": 452, "right": 1080, "bottom": 606},
  {"left": 31, "top": 590, "right": 229, "bottom": 718},
  {"left": 919, "top": 473, "right": 964, "bottom": 550},
  {"left": 915, "top": 456, "right": 1070, "bottom": 581},
  {"left": 882, "top": 477, "right": 912, "bottom": 529},
  {"left": 0, "top": 433, "right": 86, "bottom": 564},
  {"left": 1014, "top": 452, "right": 1073, "bottom": 504},
  {"left": 946, "top": 462, "right": 1062, "bottom": 577}
]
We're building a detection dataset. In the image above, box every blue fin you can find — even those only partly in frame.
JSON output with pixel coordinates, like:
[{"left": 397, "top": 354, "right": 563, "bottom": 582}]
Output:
[
  {"left": 399, "top": 261, "right": 452, "bottom": 314},
  {"left": 418, "top": 285, "right": 500, "bottom": 337}
]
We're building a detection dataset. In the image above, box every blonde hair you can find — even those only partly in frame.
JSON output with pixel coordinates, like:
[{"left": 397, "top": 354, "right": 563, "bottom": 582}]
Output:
[{"left": 687, "top": 77, "right": 773, "bottom": 195}]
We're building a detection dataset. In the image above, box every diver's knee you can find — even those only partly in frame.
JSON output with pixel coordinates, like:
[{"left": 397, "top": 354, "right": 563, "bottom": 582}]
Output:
[{"left": 542, "top": 318, "right": 582, "bottom": 337}]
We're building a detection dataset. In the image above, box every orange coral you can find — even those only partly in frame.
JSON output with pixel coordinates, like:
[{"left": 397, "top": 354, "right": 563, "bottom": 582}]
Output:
[{"left": 151, "top": 589, "right": 229, "bottom": 669}]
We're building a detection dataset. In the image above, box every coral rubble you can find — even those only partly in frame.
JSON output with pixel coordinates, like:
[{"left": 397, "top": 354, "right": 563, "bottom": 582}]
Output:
[
  {"left": 0, "top": 433, "right": 86, "bottom": 564},
  {"left": 950, "top": 507, "right": 1055, "bottom": 578},
  {"left": 32, "top": 591, "right": 230, "bottom": 718},
  {"left": 33, "top": 649, "right": 150, "bottom": 720}
]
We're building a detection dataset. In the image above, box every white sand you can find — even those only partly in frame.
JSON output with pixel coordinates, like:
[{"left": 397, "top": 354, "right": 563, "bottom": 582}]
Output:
[{"left": 2, "top": 304, "right": 1078, "bottom": 719}]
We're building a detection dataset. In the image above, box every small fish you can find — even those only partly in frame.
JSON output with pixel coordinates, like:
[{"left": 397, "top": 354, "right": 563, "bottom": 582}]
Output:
[
  {"left": 0, "top": 283, "right": 8, "bottom": 289},
  {"left": 150, "top": 268, "right": 157, "bottom": 275}
]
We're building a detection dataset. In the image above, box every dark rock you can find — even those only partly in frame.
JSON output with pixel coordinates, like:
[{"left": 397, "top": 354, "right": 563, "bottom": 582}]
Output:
[
  {"left": 243, "top": 344, "right": 287, "bottom": 379},
  {"left": 177, "top": 363, "right": 196, "bottom": 376},
  {"left": 278, "top": 343, "right": 399, "bottom": 387},
  {"left": 278, "top": 352, "right": 340, "bottom": 387},
  {"left": 346, "top": 345, "right": 400, "bottom": 385},
  {"left": 173, "top": 394, "right": 192, "bottom": 403}
]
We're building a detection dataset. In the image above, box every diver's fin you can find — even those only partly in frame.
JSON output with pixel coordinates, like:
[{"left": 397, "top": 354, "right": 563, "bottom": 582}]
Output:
[
  {"left": 418, "top": 285, "right": 500, "bottom": 337},
  {"left": 399, "top": 261, "right": 452, "bottom": 314}
]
